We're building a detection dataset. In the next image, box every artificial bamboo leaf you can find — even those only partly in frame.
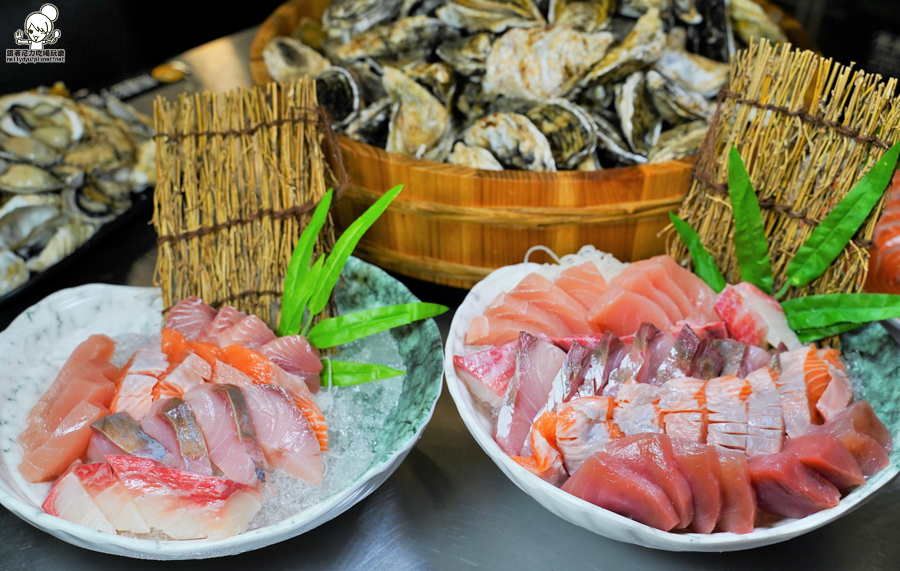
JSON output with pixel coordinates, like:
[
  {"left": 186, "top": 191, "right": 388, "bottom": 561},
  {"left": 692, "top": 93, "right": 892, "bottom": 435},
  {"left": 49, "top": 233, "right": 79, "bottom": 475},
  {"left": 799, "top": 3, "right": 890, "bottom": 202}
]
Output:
[
  {"left": 277, "top": 189, "right": 334, "bottom": 336},
  {"left": 728, "top": 146, "right": 774, "bottom": 293},
  {"left": 782, "top": 293, "right": 900, "bottom": 330},
  {"left": 669, "top": 212, "right": 728, "bottom": 293},
  {"left": 308, "top": 303, "right": 448, "bottom": 348},
  {"left": 795, "top": 322, "right": 863, "bottom": 343},
  {"left": 786, "top": 141, "right": 900, "bottom": 289},
  {"left": 321, "top": 359, "right": 406, "bottom": 387},
  {"left": 283, "top": 256, "right": 325, "bottom": 336},
  {"left": 307, "top": 184, "right": 404, "bottom": 315}
]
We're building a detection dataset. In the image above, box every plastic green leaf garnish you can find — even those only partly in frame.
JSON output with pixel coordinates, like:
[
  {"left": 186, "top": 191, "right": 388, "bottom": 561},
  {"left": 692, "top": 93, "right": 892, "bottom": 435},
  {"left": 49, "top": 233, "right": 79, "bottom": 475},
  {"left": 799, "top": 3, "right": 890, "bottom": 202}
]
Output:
[
  {"left": 782, "top": 293, "right": 900, "bottom": 330},
  {"left": 321, "top": 359, "right": 406, "bottom": 387},
  {"left": 669, "top": 212, "right": 727, "bottom": 293},
  {"left": 308, "top": 303, "right": 448, "bottom": 348},
  {"left": 728, "top": 146, "right": 774, "bottom": 294}
]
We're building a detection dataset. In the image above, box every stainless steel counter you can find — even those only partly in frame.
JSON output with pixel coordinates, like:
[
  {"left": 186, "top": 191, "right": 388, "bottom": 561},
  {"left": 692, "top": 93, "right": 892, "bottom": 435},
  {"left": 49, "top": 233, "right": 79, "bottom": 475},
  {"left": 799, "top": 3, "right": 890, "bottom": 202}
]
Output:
[{"left": 1, "top": 27, "right": 899, "bottom": 571}]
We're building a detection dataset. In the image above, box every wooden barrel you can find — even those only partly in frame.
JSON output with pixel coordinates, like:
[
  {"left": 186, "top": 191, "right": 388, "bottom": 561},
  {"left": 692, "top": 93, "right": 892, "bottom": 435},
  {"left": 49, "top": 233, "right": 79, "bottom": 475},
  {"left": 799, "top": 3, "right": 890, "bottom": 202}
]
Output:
[{"left": 249, "top": 0, "right": 816, "bottom": 289}]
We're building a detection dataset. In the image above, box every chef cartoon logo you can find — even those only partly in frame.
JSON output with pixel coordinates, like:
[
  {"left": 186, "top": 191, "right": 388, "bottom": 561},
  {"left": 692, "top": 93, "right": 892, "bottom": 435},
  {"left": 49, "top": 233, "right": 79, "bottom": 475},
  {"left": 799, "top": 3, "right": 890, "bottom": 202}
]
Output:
[{"left": 6, "top": 4, "right": 65, "bottom": 63}]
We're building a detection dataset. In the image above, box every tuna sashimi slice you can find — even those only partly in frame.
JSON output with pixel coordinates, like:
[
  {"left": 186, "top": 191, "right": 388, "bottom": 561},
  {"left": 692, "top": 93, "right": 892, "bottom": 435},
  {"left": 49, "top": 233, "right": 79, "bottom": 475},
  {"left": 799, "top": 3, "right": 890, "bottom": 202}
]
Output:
[
  {"left": 453, "top": 341, "right": 517, "bottom": 408},
  {"left": 75, "top": 462, "right": 151, "bottom": 534},
  {"left": 554, "top": 262, "right": 608, "bottom": 310},
  {"left": 507, "top": 273, "right": 593, "bottom": 334},
  {"left": 556, "top": 396, "right": 617, "bottom": 474},
  {"left": 42, "top": 470, "right": 116, "bottom": 533},
  {"left": 605, "top": 433, "right": 694, "bottom": 529},
  {"left": 611, "top": 270, "right": 684, "bottom": 325},
  {"left": 562, "top": 452, "right": 680, "bottom": 531},
  {"left": 784, "top": 433, "right": 865, "bottom": 491},
  {"left": 811, "top": 418, "right": 890, "bottom": 478},
  {"left": 670, "top": 439, "right": 722, "bottom": 534},
  {"left": 623, "top": 260, "right": 697, "bottom": 320},
  {"left": 832, "top": 401, "right": 893, "bottom": 453},
  {"left": 511, "top": 411, "right": 567, "bottom": 485},
  {"left": 748, "top": 452, "right": 840, "bottom": 519},
  {"left": 466, "top": 314, "right": 557, "bottom": 347},
  {"left": 715, "top": 449, "right": 756, "bottom": 534},
  {"left": 164, "top": 297, "right": 218, "bottom": 341},
  {"left": 216, "top": 315, "right": 276, "bottom": 351},
  {"left": 495, "top": 333, "right": 566, "bottom": 456},
  {"left": 651, "top": 255, "right": 719, "bottom": 322},
  {"left": 241, "top": 385, "right": 324, "bottom": 484},
  {"left": 19, "top": 401, "right": 109, "bottom": 483},
  {"left": 199, "top": 305, "right": 247, "bottom": 343},
  {"left": 588, "top": 287, "right": 673, "bottom": 338},
  {"left": 259, "top": 335, "right": 322, "bottom": 394}
]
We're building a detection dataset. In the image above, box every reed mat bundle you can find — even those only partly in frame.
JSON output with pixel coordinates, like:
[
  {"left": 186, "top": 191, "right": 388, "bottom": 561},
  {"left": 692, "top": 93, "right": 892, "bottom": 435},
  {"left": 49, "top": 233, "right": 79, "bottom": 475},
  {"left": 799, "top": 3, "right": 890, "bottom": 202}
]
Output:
[
  {"left": 668, "top": 39, "right": 900, "bottom": 300},
  {"left": 153, "top": 77, "right": 347, "bottom": 327}
]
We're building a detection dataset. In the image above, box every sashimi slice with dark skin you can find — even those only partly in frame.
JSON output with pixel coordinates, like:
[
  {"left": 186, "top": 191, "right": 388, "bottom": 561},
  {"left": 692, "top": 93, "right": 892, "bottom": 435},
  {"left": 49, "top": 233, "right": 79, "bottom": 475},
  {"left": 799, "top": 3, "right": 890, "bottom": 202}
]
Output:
[
  {"left": 578, "top": 331, "right": 627, "bottom": 397},
  {"left": 604, "top": 323, "right": 659, "bottom": 397},
  {"left": 656, "top": 325, "right": 701, "bottom": 384},
  {"left": 715, "top": 449, "right": 756, "bottom": 534},
  {"left": 690, "top": 339, "right": 724, "bottom": 380},
  {"left": 748, "top": 452, "right": 841, "bottom": 519},
  {"left": 164, "top": 297, "right": 218, "bottom": 342},
  {"left": 90, "top": 412, "right": 175, "bottom": 465},
  {"left": 541, "top": 342, "right": 591, "bottom": 414},
  {"left": 714, "top": 340, "right": 748, "bottom": 376},
  {"left": 739, "top": 345, "right": 771, "bottom": 378},
  {"left": 636, "top": 330, "right": 675, "bottom": 386},
  {"left": 214, "top": 385, "right": 269, "bottom": 488},
  {"left": 561, "top": 452, "right": 681, "bottom": 531},
  {"left": 784, "top": 433, "right": 865, "bottom": 491},
  {"left": 495, "top": 333, "right": 566, "bottom": 456},
  {"left": 161, "top": 397, "right": 214, "bottom": 475},
  {"left": 453, "top": 341, "right": 517, "bottom": 408},
  {"left": 670, "top": 439, "right": 722, "bottom": 534}
]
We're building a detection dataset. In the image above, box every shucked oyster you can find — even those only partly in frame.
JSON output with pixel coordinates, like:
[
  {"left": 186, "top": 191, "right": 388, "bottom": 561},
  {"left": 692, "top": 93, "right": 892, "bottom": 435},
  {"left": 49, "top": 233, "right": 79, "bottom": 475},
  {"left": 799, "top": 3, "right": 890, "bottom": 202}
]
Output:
[
  {"left": 579, "top": 8, "right": 665, "bottom": 87},
  {"left": 436, "top": 32, "right": 494, "bottom": 77},
  {"left": 614, "top": 71, "right": 662, "bottom": 155},
  {"left": 0, "top": 251, "right": 27, "bottom": 295},
  {"left": 330, "top": 16, "right": 453, "bottom": 66},
  {"left": 484, "top": 25, "right": 614, "bottom": 101},
  {"left": 447, "top": 142, "right": 504, "bottom": 170},
  {"left": 0, "top": 164, "right": 65, "bottom": 194},
  {"left": 654, "top": 28, "right": 729, "bottom": 97},
  {"left": 437, "top": 0, "right": 546, "bottom": 33},
  {"left": 0, "top": 194, "right": 61, "bottom": 251},
  {"left": 526, "top": 99, "right": 597, "bottom": 170},
  {"left": 729, "top": 0, "right": 787, "bottom": 46},
  {"left": 322, "top": 0, "right": 405, "bottom": 44},
  {"left": 263, "top": 37, "right": 331, "bottom": 83},
  {"left": 549, "top": 0, "right": 614, "bottom": 32},
  {"left": 648, "top": 119, "right": 707, "bottom": 163},
  {"left": 463, "top": 112, "right": 556, "bottom": 171},
  {"left": 383, "top": 67, "right": 452, "bottom": 161},
  {"left": 645, "top": 70, "right": 714, "bottom": 124},
  {"left": 25, "top": 218, "right": 96, "bottom": 273}
]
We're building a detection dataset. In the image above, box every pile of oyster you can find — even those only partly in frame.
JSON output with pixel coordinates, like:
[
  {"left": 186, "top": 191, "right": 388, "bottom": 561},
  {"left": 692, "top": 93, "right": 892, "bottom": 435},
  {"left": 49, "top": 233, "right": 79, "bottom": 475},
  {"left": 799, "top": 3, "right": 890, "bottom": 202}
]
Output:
[
  {"left": 0, "top": 91, "right": 156, "bottom": 296},
  {"left": 263, "top": 0, "right": 785, "bottom": 172}
]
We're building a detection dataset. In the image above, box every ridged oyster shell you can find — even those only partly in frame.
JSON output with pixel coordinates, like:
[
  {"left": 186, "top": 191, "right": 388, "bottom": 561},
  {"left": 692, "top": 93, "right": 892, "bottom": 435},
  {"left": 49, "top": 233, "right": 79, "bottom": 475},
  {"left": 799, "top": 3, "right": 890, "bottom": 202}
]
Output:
[
  {"left": 549, "top": 0, "right": 614, "bottom": 32},
  {"left": 263, "top": 37, "right": 331, "bottom": 83},
  {"left": 0, "top": 250, "right": 28, "bottom": 295},
  {"left": 437, "top": 0, "right": 546, "bottom": 33},
  {"left": 526, "top": 99, "right": 598, "bottom": 169},
  {"left": 384, "top": 67, "right": 453, "bottom": 161},
  {"left": 463, "top": 112, "right": 556, "bottom": 171},
  {"left": 579, "top": 9, "right": 665, "bottom": 87},
  {"left": 447, "top": 141, "right": 504, "bottom": 170},
  {"left": 648, "top": 119, "right": 707, "bottom": 163}
]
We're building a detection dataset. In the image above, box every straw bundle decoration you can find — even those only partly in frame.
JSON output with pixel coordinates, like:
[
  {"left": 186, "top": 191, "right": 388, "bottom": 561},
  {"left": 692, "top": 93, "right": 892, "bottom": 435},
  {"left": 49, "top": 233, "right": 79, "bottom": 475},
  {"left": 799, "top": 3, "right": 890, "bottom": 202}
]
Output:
[
  {"left": 153, "top": 77, "right": 348, "bottom": 328},
  {"left": 668, "top": 39, "right": 900, "bottom": 300}
]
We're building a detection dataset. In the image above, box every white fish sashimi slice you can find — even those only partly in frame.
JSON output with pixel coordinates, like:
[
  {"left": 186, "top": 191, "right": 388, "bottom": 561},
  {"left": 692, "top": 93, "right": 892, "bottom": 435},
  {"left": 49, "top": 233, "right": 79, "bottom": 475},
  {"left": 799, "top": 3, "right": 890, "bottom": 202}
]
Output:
[
  {"left": 217, "top": 315, "right": 276, "bottom": 350},
  {"left": 259, "top": 335, "right": 323, "bottom": 394},
  {"left": 42, "top": 470, "right": 117, "bottom": 533},
  {"left": 199, "top": 305, "right": 247, "bottom": 343},
  {"left": 75, "top": 462, "right": 150, "bottom": 534},
  {"left": 453, "top": 341, "right": 517, "bottom": 408},
  {"left": 164, "top": 297, "right": 218, "bottom": 341}
]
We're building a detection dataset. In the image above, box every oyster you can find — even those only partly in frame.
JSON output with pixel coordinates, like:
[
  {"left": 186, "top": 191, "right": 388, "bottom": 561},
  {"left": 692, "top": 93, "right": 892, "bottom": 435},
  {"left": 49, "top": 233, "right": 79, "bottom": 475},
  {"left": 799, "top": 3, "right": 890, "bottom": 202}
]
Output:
[
  {"left": 549, "top": 0, "right": 614, "bottom": 32},
  {"left": 618, "top": 0, "right": 671, "bottom": 18},
  {"left": 322, "top": 0, "right": 405, "bottom": 44},
  {"left": 346, "top": 99, "right": 392, "bottom": 148},
  {"left": 579, "top": 9, "right": 666, "bottom": 87},
  {"left": 0, "top": 251, "right": 28, "bottom": 295},
  {"left": 0, "top": 194, "right": 62, "bottom": 251},
  {"left": 30, "top": 126, "right": 71, "bottom": 150},
  {"left": 63, "top": 140, "right": 120, "bottom": 171},
  {"left": 331, "top": 16, "right": 452, "bottom": 65},
  {"left": 437, "top": 0, "right": 546, "bottom": 33},
  {"left": 63, "top": 185, "right": 128, "bottom": 224},
  {"left": 614, "top": 71, "right": 662, "bottom": 155},
  {"left": 687, "top": 0, "right": 734, "bottom": 61},
  {"left": 436, "top": 32, "right": 494, "bottom": 77},
  {"left": 292, "top": 17, "right": 326, "bottom": 51},
  {"left": 345, "top": 58, "right": 388, "bottom": 103},
  {"left": 673, "top": 0, "right": 702, "bottom": 25},
  {"left": 463, "top": 112, "right": 556, "bottom": 171},
  {"left": 588, "top": 111, "right": 648, "bottom": 165},
  {"left": 645, "top": 70, "right": 715, "bottom": 124},
  {"left": 447, "top": 142, "right": 504, "bottom": 170},
  {"left": 404, "top": 61, "right": 456, "bottom": 106},
  {"left": 0, "top": 93, "right": 83, "bottom": 144},
  {"left": 526, "top": 99, "right": 597, "bottom": 169},
  {"left": 0, "top": 164, "right": 65, "bottom": 193},
  {"left": 401, "top": 0, "right": 447, "bottom": 16},
  {"left": 105, "top": 97, "right": 153, "bottom": 141},
  {"left": 654, "top": 28, "right": 730, "bottom": 97},
  {"left": 454, "top": 80, "right": 499, "bottom": 124},
  {"left": 315, "top": 67, "right": 361, "bottom": 128},
  {"left": 25, "top": 219, "right": 96, "bottom": 273},
  {"left": 648, "top": 119, "right": 707, "bottom": 163},
  {"left": 0, "top": 135, "right": 60, "bottom": 166},
  {"left": 484, "top": 26, "right": 614, "bottom": 100},
  {"left": 0, "top": 158, "right": 7, "bottom": 176},
  {"left": 730, "top": 0, "right": 787, "bottom": 46},
  {"left": 263, "top": 37, "right": 331, "bottom": 83},
  {"left": 575, "top": 152, "right": 603, "bottom": 171},
  {"left": 383, "top": 67, "right": 452, "bottom": 161}
]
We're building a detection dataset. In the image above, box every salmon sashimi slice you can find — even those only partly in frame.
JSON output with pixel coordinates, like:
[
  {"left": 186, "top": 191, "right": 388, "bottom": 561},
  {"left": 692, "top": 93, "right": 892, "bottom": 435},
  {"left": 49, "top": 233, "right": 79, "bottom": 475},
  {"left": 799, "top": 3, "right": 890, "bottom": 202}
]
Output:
[
  {"left": 554, "top": 262, "right": 608, "bottom": 310},
  {"left": 832, "top": 401, "right": 892, "bottom": 453},
  {"left": 484, "top": 292, "right": 572, "bottom": 338},
  {"left": 541, "top": 342, "right": 591, "bottom": 415},
  {"left": 511, "top": 411, "right": 567, "bottom": 485},
  {"left": 784, "top": 433, "right": 865, "bottom": 491},
  {"left": 156, "top": 352, "right": 211, "bottom": 399},
  {"left": 19, "top": 401, "right": 109, "bottom": 483},
  {"left": 110, "top": 374, "right": 157, "bottom": 420},
  {"left": 579, "top": 331, "right": 627, "bottom": 398},
  {"left": 865, "top": 172, "right": 900, "bottom": 293},
  {"left": 656, "top": 325, "right": 701, "bottom": 385},
  {"left": 588, "top": 287, "right": 673, "bottom": 338},
  {"left": 556, "top": 396, "right": 616, "bottom": 474},
  {"left": 259, "top": 335, "right": 322, "bottom": 394},
  {"left": 651, "top": 255, "right": 719, "bottom": 322},
  {"left": 803, "top": 346, "right": 831, "bottom": 410},
  {"left": 715, "top": 449, "right": 756, "bottom": 534},
  {"left": 562, "top": 451, "right": 681, "bottom": 531},
  {"left": 182, "top": 384, "right": 266, "bottom": 487},
  {"left": 690, "top": 339, "right": 725, "bottom": 380},
  {"left": 90, "top": 412, "right": 177, "bottom": 465},
  {"left": 164, "top": 297, "right": 218, "bottom": 342},
  {"left": 670, "top": 439, "right": 722, "bottom": 534},
  {"left": 42, "top": 469, "right": 117, "bottom": 533},
  {"left": 241, "top": 385, "right": 325, "bottom": 484},
  {"left": 748, "top": 452, "right": 840, "bottom": 519},
  {"left": 75, "top": 462, "right": 151, "bottom": 534},
  {"left": 816, "top": 363, "right": 854, "bottom": 422},
  {"left": 605, "top": 433, "right": 694, "bottom": 529},
  {"left": 495, "top": 332, "right": 566, "bottom": 456},
  {"left": 216, "top": 315, "right": 276, "bottom": 351},
  {"left": 613, "top": 382, "right": 662, "bottom": 436},
  {"left": 611, "top": 270, "right": 684, "bottom": 325},
  {"left": 774, "top": 347, "right": 815, "bottom": 438},
  {"left": 161, "top": 327, "right": 192, "bottom": 366},
  {"left": 745, "top": 368, "right": 784, "bottom": 457},
  {"left": 140, "top": 398, "right": 186, "bottom": 470},
  {"left": 199, "top": 305, "right": 247, "bottom": 343},
  {"left": 453, "top": 340, "right": 517, "bottom": 408},
  {"left": 465, "top": 314, "right": 559, "bottom": 347},
  {"left": 507, "top": 273, "right": 593, "bottom": 334},
  {"left": 160, "top": 397, "right": 214, "bottom": 475},
  {"left": 810, "top": 418, "right": 890, "bottom": 478}
]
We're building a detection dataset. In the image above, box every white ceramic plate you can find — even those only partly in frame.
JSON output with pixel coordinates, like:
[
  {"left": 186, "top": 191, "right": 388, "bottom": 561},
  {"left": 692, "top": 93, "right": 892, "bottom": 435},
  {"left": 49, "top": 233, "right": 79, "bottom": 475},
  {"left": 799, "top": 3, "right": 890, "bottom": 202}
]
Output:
[
  {"left": 0, "top": 260, "right": 444, "bottom": 559},
  {"left": 444, "top": 262, "right": 900, "bottom": 552}
]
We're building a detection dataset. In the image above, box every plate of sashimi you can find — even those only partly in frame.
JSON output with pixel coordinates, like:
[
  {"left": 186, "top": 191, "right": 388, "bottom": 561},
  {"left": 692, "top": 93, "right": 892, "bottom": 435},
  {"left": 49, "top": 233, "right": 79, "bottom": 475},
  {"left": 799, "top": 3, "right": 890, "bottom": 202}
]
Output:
[
  {"left": 0, "top": 258, "right": 443, "bottom": 559},
  {"left": 445, "top": 246, "right": 899, "bottom": 551}
]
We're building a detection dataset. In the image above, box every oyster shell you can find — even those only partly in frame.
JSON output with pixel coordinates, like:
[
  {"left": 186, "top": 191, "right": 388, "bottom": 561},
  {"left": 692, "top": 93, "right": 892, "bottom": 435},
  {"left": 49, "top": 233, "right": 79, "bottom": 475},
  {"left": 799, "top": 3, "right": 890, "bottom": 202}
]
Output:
[
  {"left": 263, "top": 37, "right": 332, "bottom": 83},
  {"left": 30, "top": 126, "right": 71, "bottom": 150},
  {"left": 62, "top": 185, "right": 128, "bottom": 224},
  {"left": 404, "top": 61, "right": 456, "bottom": 106},
  {"left": 484, "top": 25, "right": 614, "bottom": 100},
  {"left": 454, "top": 80, "right": 499, "bottom": 124},
  {"left": 292, "top": 17, "right": 326, "bottom": 51},
  {"left": 322, "top": 0, "right": 405, "bottom": 44},
  {"left": 730, "top": 0, "right": 787, "bottom": 46},
  {"left": 526, "top": 99, "right": 597, "bottom": 169},
  {"left": 447, "top": 142, "right": 504, "bottom": 170},
  {"left": 346, "top": 99, "right": 392, "bottom": 148},
  {"left": 648, "top": 119, "right": 707, "bottom": 163},
  {"left": 575, "top": 152, "right": 603, "bottom": 171},
  {"left": 25, "top": 218, "right": 97, "bottom": 273},
  {"left": 331, "top": 16, "right": 452, "bottom": 65},
  {"left": 0, "top": 250, "right": 28, "bottom": 295},
  {"left": 436, "top": 32, "right": 494, "bottom": 77},
  {"left": 645, "top": 70, "right": 715, "bottom": 124},
  {"left": 0, "top": 93, "right": 83, "bottom": 144},
  {"left": 383, "top": 67, "right": 452, "bottom": 161},
  {"left": 315, "top": 67, "right": 361, "bottom": 128},
  {"left": 463, "top": 112, "right": 556, "bottom": 171},
  {"left": 63, "top": 140, "right": 120, "bottom": 171},
  {"left": 618, "top": 0, "right": 670, "bottom": 18},
  {"left": 549, "top": 0, "right": 614, "bottom": 32},
  {"left": 437, "top": 0, "right": 546, "bottom": 33},
  {"left": 579, "top": 8, "right": 665, "bottom": 87},
  {"left": 673, "top": 0, "right": 702, "bottom": 24},
  {"left": 344, "top": 58, "right": 388, "bottom": 103},
  {"left": 0, "top": 194, "right": 62, "bottom": 251},
  {"left": 104, "top": 97, "right": 153, "bottom": 141},
  {"left": 588, "top": 111, "right": 648, "bottom": 165},
  {"left": 401, "top": 0, "right": 447, "bottom": 17},
  {"left": 687, "top": 0, "right": 734, "bottom": 61},
  {"left": 614, "top": 71, "right": 662, "bottom": 155},
  {"left": 654, "top": 29, "right": 729, "bottom": 97},
  {"left": 0, "top": 135, "right": 60, "bottom": 166},
  {"left": 0, "top": 164, "right": 65, "bottom": 193}
]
